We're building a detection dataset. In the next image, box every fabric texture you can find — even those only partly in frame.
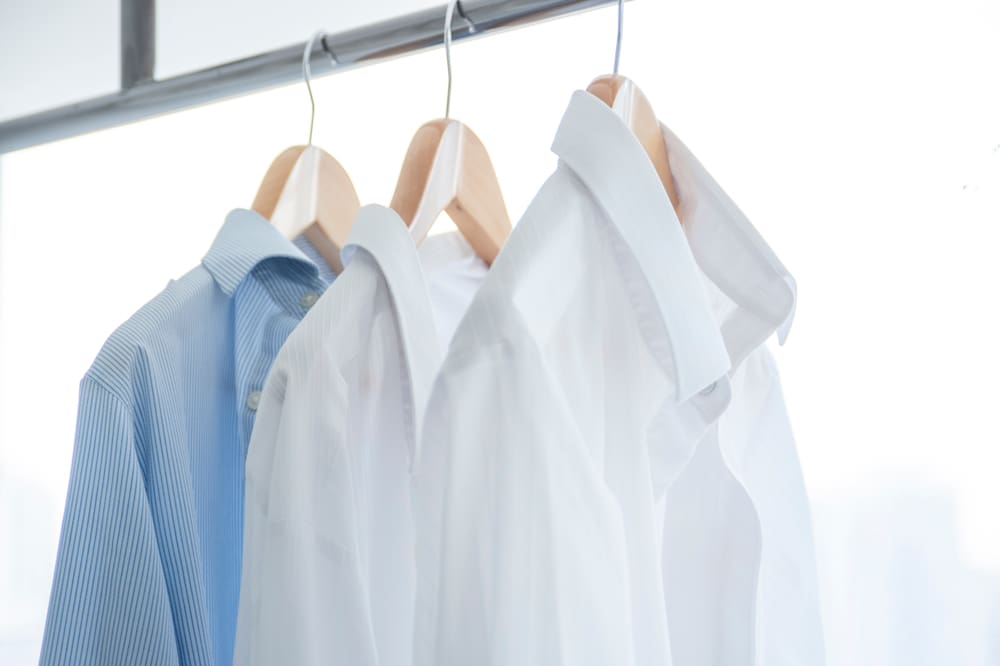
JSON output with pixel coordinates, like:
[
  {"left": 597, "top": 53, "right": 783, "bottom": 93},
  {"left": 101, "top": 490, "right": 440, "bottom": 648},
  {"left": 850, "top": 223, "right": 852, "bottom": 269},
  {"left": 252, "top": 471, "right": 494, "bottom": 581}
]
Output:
[
  {"left": 412, "top": 90, "right": 824, "bottom": 666},
  {"left": 659, "top": 121, "right": 825, "bottom": 666},
  {"left": 411, "top": 90, "right": 733, "bottom": 666},
  {"left": 40, "top": 210, "right": 332, "bottom": 666},
  {"left": 233, "top": 210, "right": 487, "bottom": 666}
]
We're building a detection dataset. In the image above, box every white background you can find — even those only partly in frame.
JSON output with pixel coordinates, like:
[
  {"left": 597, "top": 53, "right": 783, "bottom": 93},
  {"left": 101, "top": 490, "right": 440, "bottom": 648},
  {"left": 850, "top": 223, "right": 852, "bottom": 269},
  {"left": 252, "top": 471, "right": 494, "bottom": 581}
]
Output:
[{"left": 2, "top": 0, "right": 1000, "bottom": 663}]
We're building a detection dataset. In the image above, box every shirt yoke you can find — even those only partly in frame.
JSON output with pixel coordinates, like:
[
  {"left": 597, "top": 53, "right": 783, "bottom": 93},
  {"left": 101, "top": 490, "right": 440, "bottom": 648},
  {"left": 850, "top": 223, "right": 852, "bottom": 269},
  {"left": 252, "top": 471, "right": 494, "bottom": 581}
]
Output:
[{"left": 83, "top": 266, "right": 224, "bottom": 406}]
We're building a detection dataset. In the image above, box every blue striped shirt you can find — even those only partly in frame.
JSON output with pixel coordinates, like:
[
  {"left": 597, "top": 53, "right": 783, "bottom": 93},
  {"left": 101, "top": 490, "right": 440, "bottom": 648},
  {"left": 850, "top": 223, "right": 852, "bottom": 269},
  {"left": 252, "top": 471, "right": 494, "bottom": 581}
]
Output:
[{"left": 40, "top": 209, "right": 334, "bottom": 665}]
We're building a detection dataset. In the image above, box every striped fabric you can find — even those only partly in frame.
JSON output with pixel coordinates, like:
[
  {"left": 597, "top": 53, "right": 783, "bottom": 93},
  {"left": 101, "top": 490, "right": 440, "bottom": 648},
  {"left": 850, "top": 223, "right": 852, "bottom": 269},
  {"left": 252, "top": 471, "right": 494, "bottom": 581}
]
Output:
[{"left": 40, "top": 209, "right": 334, "bottom": 666}]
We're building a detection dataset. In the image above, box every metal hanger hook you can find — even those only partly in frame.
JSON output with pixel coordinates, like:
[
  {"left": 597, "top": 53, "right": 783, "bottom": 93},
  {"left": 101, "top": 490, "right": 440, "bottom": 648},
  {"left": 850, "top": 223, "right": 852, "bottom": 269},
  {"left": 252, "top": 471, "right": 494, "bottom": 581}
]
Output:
[
  {"left": 613, "top": 0, "right": 624, "bottom": 75},
  {"left": 443, "top": 1, "right": 476, "bottom": 119},
  {"left": 302, "top": 30, "right": 338, "bottom": 145},
  {"left": 444, "top": 0, "right": 459, "bottom": 119}
]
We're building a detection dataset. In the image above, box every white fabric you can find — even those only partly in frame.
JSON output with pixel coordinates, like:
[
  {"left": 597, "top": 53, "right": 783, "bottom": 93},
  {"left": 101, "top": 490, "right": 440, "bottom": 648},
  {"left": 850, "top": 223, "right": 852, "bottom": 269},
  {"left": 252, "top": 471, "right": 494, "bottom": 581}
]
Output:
[
  {"left": 658, "top": 122, "right": 826, "bottom": 665},
  {"left": 411, "top": 90, "right": 733, "bottom": 666},
  {"left": 418, "top": 230, "right": 489, "bottom": 350},
  {"left": 412, "top": 90, "right": 824, "bottom": 666},
  {"left": 233, "top": 209, "right": 486, "bottom": 666},
  {"left": 235, "top": 89, "right": 824, "bottom": 666}
]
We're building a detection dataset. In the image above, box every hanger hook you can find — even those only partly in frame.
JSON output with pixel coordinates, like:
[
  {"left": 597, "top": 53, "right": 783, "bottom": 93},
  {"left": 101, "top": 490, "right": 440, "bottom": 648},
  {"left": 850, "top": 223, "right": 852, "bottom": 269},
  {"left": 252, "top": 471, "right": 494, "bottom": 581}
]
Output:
[
  {"left": 442, "top": 2, "right": 475, "bottom": 119},
  {"left": 613, "top": 0, "right": 624, "bottom": 75},
  {"left": 302, "top": 31, "right": 337, "bottom": 144},
  {"left": 302, "top": 31, "right": 324, "bottom": 145},
  {"left": 444, "top": 0, "right": 460, "bottom": 119}
]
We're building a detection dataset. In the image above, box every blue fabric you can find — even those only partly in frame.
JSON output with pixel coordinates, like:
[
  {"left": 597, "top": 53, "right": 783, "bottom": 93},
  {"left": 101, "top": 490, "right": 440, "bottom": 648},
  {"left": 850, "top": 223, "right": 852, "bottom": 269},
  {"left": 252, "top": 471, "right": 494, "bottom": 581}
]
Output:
[{"left": 40, "top": 210, "right": 334, "bottom": 665}]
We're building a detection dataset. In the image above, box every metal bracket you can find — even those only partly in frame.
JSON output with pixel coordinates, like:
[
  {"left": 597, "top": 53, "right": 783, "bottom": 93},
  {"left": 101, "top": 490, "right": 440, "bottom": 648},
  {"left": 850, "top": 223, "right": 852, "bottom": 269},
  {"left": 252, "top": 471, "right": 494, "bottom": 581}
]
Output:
[{"left": 120, "top": 0, "right": 156, "bottom": 89}]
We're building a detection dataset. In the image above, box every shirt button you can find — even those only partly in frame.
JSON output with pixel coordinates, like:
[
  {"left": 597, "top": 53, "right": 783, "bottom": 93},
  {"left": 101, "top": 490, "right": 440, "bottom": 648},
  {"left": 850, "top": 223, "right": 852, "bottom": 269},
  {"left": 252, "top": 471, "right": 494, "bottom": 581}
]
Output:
[
  {"left": 300, "top": 291, "right": 320, "bottom": 309},
  {"left": 699, "top": 381, "right": 718, "bottom": 396},
  {"left": 246, "top": 391, "right": 262, "bottom": 411}
]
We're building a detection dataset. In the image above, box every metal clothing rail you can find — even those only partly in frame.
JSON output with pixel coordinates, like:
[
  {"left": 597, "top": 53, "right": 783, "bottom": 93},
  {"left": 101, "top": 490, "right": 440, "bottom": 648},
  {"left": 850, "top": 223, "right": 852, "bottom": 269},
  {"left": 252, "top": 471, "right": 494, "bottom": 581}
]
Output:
[{"left": 0, "top": 0, "right": 617, "bottom": 154}]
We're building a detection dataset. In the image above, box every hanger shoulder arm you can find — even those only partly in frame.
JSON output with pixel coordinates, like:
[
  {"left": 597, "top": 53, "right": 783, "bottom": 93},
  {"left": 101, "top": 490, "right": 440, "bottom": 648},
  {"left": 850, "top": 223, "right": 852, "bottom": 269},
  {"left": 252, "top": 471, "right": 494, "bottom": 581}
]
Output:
[
  {"left": 390, "top": 120, "right": 449, "bottom": 226},
  {"left": 450, "top": 124, "right": 511, "bottom": 265},
  {"left": 252, "top": 145, "right": 309, "bottom": 219}
]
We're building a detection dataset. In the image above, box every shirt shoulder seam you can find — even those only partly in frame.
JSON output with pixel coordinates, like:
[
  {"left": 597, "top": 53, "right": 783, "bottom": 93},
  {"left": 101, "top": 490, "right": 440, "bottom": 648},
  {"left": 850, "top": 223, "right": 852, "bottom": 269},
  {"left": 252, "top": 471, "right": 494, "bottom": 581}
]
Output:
[{"left": 80, "top": 372, "right": 135, "bottom": 413}]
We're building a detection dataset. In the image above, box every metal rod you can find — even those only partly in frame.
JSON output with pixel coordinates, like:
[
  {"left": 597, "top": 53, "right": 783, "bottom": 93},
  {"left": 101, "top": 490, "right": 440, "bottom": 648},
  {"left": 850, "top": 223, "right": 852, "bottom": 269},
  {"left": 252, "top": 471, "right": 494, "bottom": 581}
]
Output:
[
  {"left": 120, "top": 0, "right": 156, "bottom": 89},
  {"left": 0, "top": 0, "right": 617, "bottom": 154}
]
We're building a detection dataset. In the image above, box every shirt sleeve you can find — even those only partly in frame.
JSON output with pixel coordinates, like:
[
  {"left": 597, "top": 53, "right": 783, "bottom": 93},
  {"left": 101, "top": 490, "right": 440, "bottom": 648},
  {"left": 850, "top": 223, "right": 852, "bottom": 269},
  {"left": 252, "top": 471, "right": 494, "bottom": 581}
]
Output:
[{"left": 40, "top": 377, "right": 180, "bottom": 666}]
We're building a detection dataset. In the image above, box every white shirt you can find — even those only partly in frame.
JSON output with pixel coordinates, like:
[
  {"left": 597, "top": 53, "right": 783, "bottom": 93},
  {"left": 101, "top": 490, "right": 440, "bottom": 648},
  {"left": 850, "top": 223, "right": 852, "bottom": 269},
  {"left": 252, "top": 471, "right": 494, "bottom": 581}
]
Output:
[
  {"left": 233, "top": 208, "right": 486, "bottom": 666},
  {"left": 657, "top": 123, "right": 825, "bottom": 665},
  {"left": 411, "top": 90, "right": 733, "bottom": 666},
  {"left": 236, "top": 88, "right": 823, "bottom": 665},
  {"left": 412, "top": 90, "right": 823, "bottom": 666}
]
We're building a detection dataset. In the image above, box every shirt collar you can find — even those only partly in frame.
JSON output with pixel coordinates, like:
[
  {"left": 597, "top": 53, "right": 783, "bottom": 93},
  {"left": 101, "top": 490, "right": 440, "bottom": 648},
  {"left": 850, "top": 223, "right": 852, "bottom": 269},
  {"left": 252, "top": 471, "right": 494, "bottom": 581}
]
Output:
[
  {"left": 552, "top": 90, "right": 732, "bottom": 401},
  {"left": 661, "top": 123, "right": 797, "bottom": 367},
  {"left": 202, "top": 208, "right": 319, "bottom": 296},
  {"left": 341, "top": 205, "right": 442, "bottom": 440}
]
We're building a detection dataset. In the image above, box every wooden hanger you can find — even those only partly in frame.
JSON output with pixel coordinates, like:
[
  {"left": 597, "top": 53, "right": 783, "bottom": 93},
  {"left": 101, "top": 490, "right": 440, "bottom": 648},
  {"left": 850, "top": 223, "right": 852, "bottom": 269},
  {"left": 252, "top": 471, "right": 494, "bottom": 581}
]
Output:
[
  {"left": 389, "top": 118, "right": 510, "bottom": 265},
  {"left": 251, "top": 31, "right": 361, "bottom": 273},
  {"left": 252, "top": 144, "right": 360, "bottom": 273},
  {"left": 587, "top": 74, "right": 680, "bottom": 215},
  {"left": 388, "top": 0, "right": 511, "bottom": 265}
]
